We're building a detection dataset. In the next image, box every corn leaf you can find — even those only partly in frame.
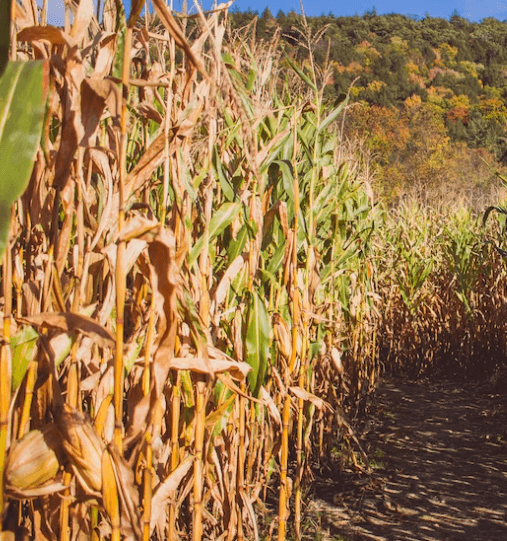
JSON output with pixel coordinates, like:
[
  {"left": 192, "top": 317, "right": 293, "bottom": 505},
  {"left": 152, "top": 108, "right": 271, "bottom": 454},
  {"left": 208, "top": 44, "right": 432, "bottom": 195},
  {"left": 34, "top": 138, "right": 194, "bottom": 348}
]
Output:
[
  {"left": 318, "top": 95, "right": 349, "bottom": 132},
  {"left": 0, "top": 61, "right": 47, "bottom": 256},
  {"left": 284, "top": 54, "right": 317, "bottom": 92},
  {"left": 244, "top": 291, "right": 271, "bottom": 397},
  {"left": 189, "top": 201, "right": 241, "bottom": 266},
  {"left": 10, "top": 326, "right": 38, "bottom": 391}
]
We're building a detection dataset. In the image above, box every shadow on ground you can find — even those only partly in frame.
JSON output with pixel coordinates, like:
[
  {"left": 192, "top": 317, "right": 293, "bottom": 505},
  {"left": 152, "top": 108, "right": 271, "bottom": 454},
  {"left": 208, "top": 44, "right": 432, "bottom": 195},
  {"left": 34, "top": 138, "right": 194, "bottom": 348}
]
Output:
[{"left": 308, "top": 381, "right": 507, "bottom": 541}]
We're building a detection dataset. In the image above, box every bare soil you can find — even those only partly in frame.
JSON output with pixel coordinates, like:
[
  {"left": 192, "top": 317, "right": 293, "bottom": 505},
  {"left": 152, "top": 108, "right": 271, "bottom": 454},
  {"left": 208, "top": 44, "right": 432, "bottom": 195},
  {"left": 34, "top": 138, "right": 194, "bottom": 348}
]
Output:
[{"left": 307, "top": 380, "right": 507, "bottom": 541}]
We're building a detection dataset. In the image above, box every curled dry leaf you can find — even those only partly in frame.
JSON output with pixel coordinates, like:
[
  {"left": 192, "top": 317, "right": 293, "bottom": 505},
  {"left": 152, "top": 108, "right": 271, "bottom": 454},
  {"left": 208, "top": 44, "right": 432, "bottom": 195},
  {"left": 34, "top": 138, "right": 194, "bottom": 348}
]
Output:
[
  {"left": 13, "top": 0, "right": 36, "bottom": 30},
  {"left": 150, "top": 456, "right": 193, "bottom": 534},
  {"left": 102, "top": 239, "right": 148, "bottom": 277},
  {"left": 125, "top": 132, "right": 168, "bottom": 196},
  {"left": 171, "top": 356, "right": 251, "bottom": 379},
  {"left": 139, "top": 225, "right": 188, "bottom": 395},
  {"left": 263, "top": 200, "right": 289, "bottom": 240},
  {"left": 18, "top": 312, "right": 115, "bottom": 350},
  {"left": 53, "top": 53, "right": 85, "bottom": 189},
  {"left": 138, "top": 101, "right": 163, "bottom": 124},
  {"left": 93, "top": 33, "right": 117, "bottom": 78},
  {"left": 288, "top": 386, "right": 332, "bottom": 411},
  {"left": 151, "top": 0, "right": 209, "bottom": 78},
  {"left": 80, "top": 77, "right": 121, "bottom": 146},
  {"left": 107, "top": 445, "right": 143, "bottom": 541},
  {"left": 260, "top": 386, "right": 282, "bottom": 426},
  {"left": 70, "top": 0, "right": 94, "bottom": 41},
  {"left": 213, "top": 254, "right": 247, "bottom": 308},
  {"left": 115, "top": 214, "right": 159, "bottom": 242},
  {"left": 17, "top": 26, "right": 77, "bottom": 48},
  {"left": 331, "top": 346, "right": 343, "bottom": 374}
]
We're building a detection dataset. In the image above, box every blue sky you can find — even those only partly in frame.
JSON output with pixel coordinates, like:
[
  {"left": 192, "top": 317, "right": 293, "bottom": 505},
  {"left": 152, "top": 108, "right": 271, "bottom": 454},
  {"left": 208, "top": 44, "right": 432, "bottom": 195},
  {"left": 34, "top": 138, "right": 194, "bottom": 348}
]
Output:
[{"left": 40, "top": 0, "right": 507, "bottom": 26}]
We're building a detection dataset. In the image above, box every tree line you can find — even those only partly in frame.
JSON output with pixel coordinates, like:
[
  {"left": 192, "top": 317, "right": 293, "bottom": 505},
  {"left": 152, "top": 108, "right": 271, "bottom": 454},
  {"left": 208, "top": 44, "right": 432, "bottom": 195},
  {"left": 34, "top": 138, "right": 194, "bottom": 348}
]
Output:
[{"left": 227, "top": 9, "right": 507, "bottom": 202}]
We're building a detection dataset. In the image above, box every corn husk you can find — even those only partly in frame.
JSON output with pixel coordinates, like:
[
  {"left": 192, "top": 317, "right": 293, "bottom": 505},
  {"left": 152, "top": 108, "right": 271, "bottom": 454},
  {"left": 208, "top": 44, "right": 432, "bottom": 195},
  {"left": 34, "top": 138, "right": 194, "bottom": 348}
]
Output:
[
  {"left": 56, "top": 403, "right": 104, "bottom": 496},
  {"left": 5, "top": 425, "right": 65, "bottom": 498}
]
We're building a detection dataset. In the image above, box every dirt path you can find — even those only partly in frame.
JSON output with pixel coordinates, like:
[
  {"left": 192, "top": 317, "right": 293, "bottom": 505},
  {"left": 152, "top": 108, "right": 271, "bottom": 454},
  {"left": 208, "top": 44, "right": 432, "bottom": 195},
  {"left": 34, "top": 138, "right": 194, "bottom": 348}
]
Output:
[{"left": 308, "top": 380, "right": 507, "bottom": 541}]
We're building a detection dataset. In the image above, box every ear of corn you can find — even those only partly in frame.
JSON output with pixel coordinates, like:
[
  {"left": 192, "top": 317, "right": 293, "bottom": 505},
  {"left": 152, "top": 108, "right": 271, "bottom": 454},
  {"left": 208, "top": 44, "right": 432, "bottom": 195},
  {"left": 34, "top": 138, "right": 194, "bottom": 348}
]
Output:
[{"left": 4, "top": 426, "right": 63, "bottom": 498}]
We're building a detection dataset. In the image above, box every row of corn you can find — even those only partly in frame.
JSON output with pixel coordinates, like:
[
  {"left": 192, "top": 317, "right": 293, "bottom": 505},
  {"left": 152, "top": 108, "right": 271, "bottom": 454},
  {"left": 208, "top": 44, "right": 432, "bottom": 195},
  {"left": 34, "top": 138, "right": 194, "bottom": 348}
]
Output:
[
  {"left": 0, "top": 1, "right": 379, "bottom": 540},
  {"left": 4, "top": 1, "right": 507, "bottom": 539}
]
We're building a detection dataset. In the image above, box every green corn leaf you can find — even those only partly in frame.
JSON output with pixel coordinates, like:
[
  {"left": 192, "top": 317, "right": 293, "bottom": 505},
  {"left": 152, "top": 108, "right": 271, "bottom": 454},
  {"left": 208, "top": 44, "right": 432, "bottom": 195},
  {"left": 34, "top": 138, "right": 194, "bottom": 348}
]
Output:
[
  {"left": 112, "top": 0, "right": 127, "bottom": 79},
  {"left": 266, "top": 241, "right": 286, "bottom": 275},
  {"left": 214, "top": 151, "right": 235, "bottom": 202},
  {"left": 189, "top": 201, "right": 242, "bottom": 266},
  {"left": 227, "top": 224, "right": 249, "bottom": 265},
  {"left": 222, "top": 52, "right": 236, "bottom": 67},
  {"left": 246, "top": 68, "right": 256, "bottom": 91},
  {"left": 11, "top": 326, "right": 38, "bottom": 391},
  {"left": 205, "top": 393, "right": 236, "bottom": 436},
  {"left": 0, "top": 60, "right": 47, "bottom": 257},
  {"left": 284, "top": 54, "right": 317, "bottom": 92},
  {"left": 318, "top": 95, "right": 349, "bottom": 132},
  {"left": 244, "top": 291, "right": 271, "bottom": 397},
  {"left": 258, "top": 267, "right": 279, "bottom": 286}
]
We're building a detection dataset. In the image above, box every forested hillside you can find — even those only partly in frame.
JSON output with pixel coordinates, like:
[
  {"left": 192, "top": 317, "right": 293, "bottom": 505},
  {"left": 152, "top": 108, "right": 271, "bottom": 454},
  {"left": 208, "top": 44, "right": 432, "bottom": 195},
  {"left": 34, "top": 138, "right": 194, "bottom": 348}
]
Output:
[{"left": 229, "top": 10, "right": 507, "bottom": 202}]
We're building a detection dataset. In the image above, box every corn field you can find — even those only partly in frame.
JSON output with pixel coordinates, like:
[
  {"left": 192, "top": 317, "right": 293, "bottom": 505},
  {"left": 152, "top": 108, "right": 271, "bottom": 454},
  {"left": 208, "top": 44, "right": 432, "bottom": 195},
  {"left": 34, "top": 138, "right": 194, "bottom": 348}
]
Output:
[
  {"left": 3, "top": 1, "right": 507, "bottom": 541},
  {"left": 1, "top": 1, "right": 380, "bottom": 539},
  {"left": 376, "top": 200, "right": 507, "bottom": 379}
]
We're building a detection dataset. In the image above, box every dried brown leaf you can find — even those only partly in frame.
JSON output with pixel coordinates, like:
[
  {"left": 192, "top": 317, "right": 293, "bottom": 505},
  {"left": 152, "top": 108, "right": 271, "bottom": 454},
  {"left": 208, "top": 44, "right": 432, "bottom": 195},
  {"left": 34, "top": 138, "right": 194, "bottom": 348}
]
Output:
[
  {"left": 55, "top": 185, "right": 74, "bottom": 277},
  {"left": 138, "top": 101, "right": 163, "bottom": 124},
  {"left": 93, "top": 33, "right": 117, "bottom": 78},
  {"left": 213, "top": 255, "right": 247, "bottom": 309},
  {"left": 125, "top": 225, "right": 183, "bottom": 395},
  {"left": 171, "top": 356, "right": 251, "bottom": 379},
  {"left": 216, "top": 373, "right": 264, "bottom": 404},
  {"left": 54, "top": 56, "right": 85, "bottom": 189},
  {"left": 151, "top": 0, "right": 209, "bottom": 78},
  {"left": 263, "top": 201, "right": 289, "bottom": 240},
  {"left": 70, "top": 0, "right": 94, "bottom": 41},
  {"left": 81, "top": 77, "right": 120, "bottom": 146},
  {"left": 17, "top": 26, "right": 77, "bottom": 47},
  {"left": 18, "top": 312, "right": 115, "bottom": 350},
  {"left": 103, "top": 238, "right": 147, "bottom": 278},
  {"left": 150, "top": 457, "right": 193, "bottom": 534},
  {"left": 125, "top": 132, "right": 167, "bottom": 195},
  {"left": 108, "top": 446, "right": 143, "bottom": 541},
  {"left": 260, "top": 387, "right": 281, "bottom": 426},
  {"left": 288, "top": 387, "right": 331, "bottom": 411},
  {"left": 14, "top": 0, "right": 36, "bottom": 30}
]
